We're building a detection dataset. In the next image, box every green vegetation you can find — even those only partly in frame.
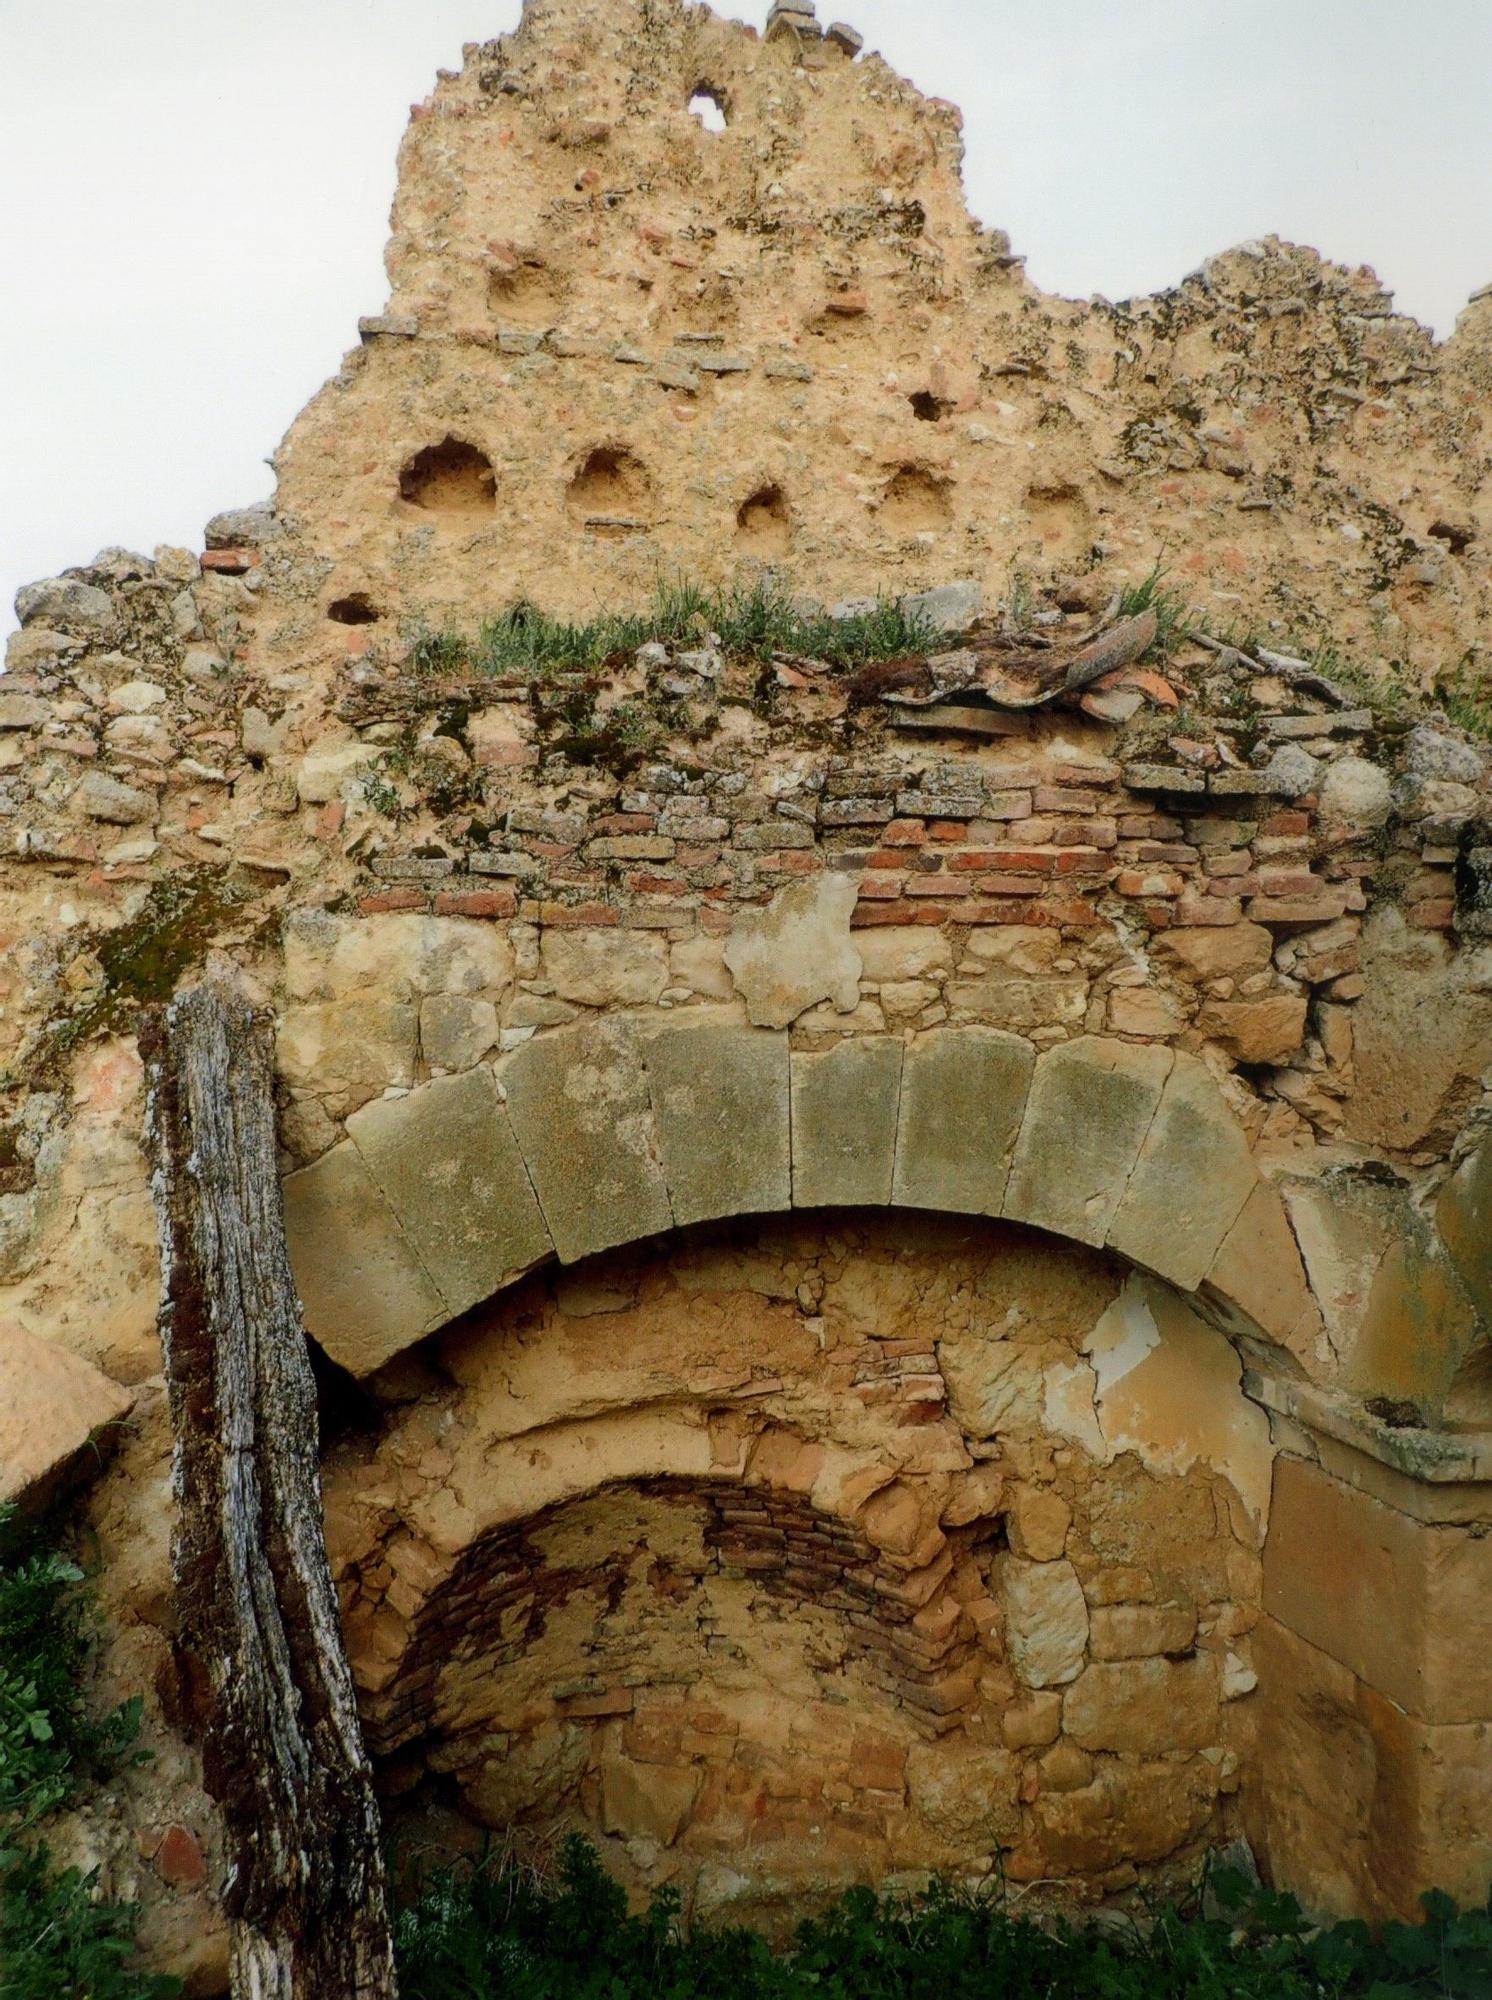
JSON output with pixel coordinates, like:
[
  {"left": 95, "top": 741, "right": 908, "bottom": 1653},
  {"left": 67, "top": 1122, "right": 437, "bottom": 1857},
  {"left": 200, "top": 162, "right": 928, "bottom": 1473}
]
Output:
[
  {"left": 1117, "top": 561, "right": 1192, "bottom": 659},
  {"left": 401, "top": 576, "right": 938, "bottom": 679},
  {"left": 396, "top": 1834, "right": 1492, "bottom": 2000},
  {"left": 0, "top": 1507, "right": 178, "bottom": 2000}
]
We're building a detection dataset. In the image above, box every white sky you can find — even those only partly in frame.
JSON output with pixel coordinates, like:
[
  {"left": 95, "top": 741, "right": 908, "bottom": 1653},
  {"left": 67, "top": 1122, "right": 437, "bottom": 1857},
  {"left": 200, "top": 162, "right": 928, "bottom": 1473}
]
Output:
[{"left": 3, "top": 0, "right": 1490, "bottom": 631}]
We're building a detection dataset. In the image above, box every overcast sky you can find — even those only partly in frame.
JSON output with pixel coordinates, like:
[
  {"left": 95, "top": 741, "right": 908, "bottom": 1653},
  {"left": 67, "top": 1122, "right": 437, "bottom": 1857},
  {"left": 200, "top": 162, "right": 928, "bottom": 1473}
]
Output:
[{"left": 3, "top": 0, "right": 1490, "bottom": 630}]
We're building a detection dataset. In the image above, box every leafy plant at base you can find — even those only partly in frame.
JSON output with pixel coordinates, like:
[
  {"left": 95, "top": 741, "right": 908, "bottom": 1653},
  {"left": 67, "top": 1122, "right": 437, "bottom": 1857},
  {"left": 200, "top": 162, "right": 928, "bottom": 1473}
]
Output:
[
  {"left": 0, "top": 1507, "right": 179, "bottom": 2000},
  {"left": 394, "top": 1834, "right": 1492, "bottom": 1999},
  {"left": 0, "top": 1844, "right": 179, "bottom": 2000}
]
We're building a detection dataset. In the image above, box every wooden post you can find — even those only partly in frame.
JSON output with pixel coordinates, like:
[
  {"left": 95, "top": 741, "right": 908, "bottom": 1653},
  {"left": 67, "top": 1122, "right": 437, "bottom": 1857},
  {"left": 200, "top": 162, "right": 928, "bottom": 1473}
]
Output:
[{"left": 144, "top": 965, "right": 398, "bottom": 2000}]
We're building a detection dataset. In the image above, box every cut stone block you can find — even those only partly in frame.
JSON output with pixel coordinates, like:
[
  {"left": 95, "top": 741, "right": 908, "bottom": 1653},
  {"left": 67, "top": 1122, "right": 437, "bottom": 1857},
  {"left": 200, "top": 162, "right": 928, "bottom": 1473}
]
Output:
[
  {"left": 791, "top": 1037, "right": 903, "bottom": 1207},
  {"left": 643, "top": 1020, "right": 789, "bottom": 1228},
  {"left": 1005, "top": 1038, "right": 1174, "bottom": 1248},
  {"left": 1264, "top": 1455, "right": 1492, "bottom": 1726},
  {"left": 0, "top": 1327, "right": 133, "bottom": 1508},
  {"left": 347, "top": 1068, "right": 552, "bottom": 1322},
  {"left": 283, "top": 1140, "right": 446, "bottom": 1376},
  {"left": 1108, "top": 1051, "right": 1259, "bottom": 1290},
  {"left": 891, "top": 1026, "right": 1034, "bottom": 1216},
  {"left": 501, "top": 1019, "right": 672, "bottom": 1262}
]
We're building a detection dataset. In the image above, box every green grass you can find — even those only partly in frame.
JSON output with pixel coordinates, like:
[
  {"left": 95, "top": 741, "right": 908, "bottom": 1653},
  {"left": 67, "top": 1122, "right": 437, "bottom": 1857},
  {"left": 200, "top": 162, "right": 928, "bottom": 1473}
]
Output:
[
  {"left": 1117, "top": 562, "right": 1192, "bottom": 658},
  {"left": 401, "top": 577, "right": 940, "bottom": 680},
  {"left": 395, "top": 1834, "right": 1492, "bottom": 2000}
]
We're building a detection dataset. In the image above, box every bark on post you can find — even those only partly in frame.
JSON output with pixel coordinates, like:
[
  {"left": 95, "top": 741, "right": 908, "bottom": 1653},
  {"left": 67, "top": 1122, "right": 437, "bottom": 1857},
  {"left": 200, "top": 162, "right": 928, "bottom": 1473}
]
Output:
[{"left": 144, "top": 966, "right": 398, "bottom": 2000}]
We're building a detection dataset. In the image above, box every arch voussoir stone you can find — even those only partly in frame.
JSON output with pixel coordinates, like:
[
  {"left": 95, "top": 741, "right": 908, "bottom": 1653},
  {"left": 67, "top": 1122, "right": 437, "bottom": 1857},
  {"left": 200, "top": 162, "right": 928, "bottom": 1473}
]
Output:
[
  {"left": 500, "top": 1015, "right": 673, "bottom": 1264},
  {"left": 282, "top": 1015, "right": 1322, "bottom": 1380},
  {"left": 283, "top": 1138, "right": 447, "bottom": 1378},
  {"left": 889, "top": 1025, "right": 1033, "bottom": 1216},
  {"left": 347, "top": 1066, "right": 552, "bottom": 1320},
  {"left": 1004, "top": 1037, "right": 1174, "bottom": 1248},
  {"left": 1108, "top": 1051, "right": 1259, "bottom": 1292},
  {"left": 643, "top": 1017, "right": 789, "bottom": 1225},
  {"left": 791, "top": 1036, "right": 903, "bottom": 1206}
]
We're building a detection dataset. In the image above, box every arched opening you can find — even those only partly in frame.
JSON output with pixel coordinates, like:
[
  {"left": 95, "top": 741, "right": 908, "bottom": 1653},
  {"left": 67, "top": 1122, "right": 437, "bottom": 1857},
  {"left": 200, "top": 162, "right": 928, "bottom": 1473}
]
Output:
[
  {"left": 566, "top": 446, "right": 655, "bottom": 532},
  {"left": 326, "top": 1211, "right": 1264, "bottom": 1913},
  {"left": 880, "top": 465, "right": 953, "bottom": 534},
  {"left": 735, "top": 482, "right": 790, "bottom": 556},
  {"left": 688, "top": 85, "right": 729, "bottom": 132},
  {"left": 398, "top": 437, "right": 497, "bottom": 515},
  {"left": 327, "top": 592, "right": 379, "bottom": 625}
]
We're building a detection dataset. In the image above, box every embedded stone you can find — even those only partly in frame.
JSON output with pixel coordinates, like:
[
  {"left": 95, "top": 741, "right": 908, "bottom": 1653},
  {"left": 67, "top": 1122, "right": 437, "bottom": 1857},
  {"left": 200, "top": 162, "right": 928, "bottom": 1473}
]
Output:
[
  {"left": 1001, "top": 1555, "right": 1089, "bottom": 1688},
  {"left": 540, "top": 928, "right": 669, "bottom": 1007},
  {"left": 792, "top": 1037, "right": 902, "bottom": 1206},
  {"left": 419, "top": 994, "right": 499, "bottom": 1070},
  {"left": 1108, "top": 1051, "right": 1259, "bottom": 1290},
  {"left": 601, "top": 1755, "right": 701, "bottom": 1845},
  {"left": 14, "top": 575, "right": 115, "bottom": 634},
  {"left": 76, "top": 773, "right": 157, "bottom": 825},
  {"left": 275, "top": 998, "right": 419, "bottom": 1119},
  {"left": 0, "top": 1327, "right": 133, "bottom": 1508},
  {"left": 1005, "top": 1037, "right": 1173, "bottom": 1248},
  {"left": 282, "top": 1140, "right": 447, "bottom": 1376},
  {"left": 643, "top": 1020, "right": 789, "bottom": 1227},
  {"left": 1063, "top": 1655, "right": 1220, "bottom": 1755},
  {"left": 891, "top": 1025, "right": 1034, "bottom": 1216},
  {"left": 1152, "top": 921, "right": 1274, "bottom": 983},
  {"left": 1089, "top": 1602, "right": 1198, "bottom": 1661},
  {"left": 296, "top": 739, "right": 373, "bottom": 804},
  {"left": 1319, "top": 755, "right": 1392, "bottom": 833},
  {"left": 501, "top": 1018, "right": 672, "bottom": 1262},
  {"left": 347, "top": 1067, "right": 552, "bottom": 1321},
  {"left": 722, "top": 873, "right": 862, "bottom": 1029},
  {"left": 905, "top": 1742, "right": 1020, "bottom": 1843},
  {"left": 1006, "top": 1484, "right": 1071, "bottom": 1562}
]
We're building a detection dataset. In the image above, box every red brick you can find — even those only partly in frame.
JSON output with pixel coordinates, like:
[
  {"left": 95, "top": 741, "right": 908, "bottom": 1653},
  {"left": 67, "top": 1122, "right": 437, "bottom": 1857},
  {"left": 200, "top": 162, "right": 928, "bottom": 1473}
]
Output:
[
  {"left": 1173, "top": 896, "right": 1243, "bottom": 926},
  {"left": 625, "top": 873, "right": 685, "bottom": 894},
  {"left": 1260, "top": 810, "right": 1312, "bottom": 836},
  {"left": 904, "top": 876, "right": 966, "bottom": 897},
  {"left": 358, "top": 890, "right": 427, "bottom": 914},
  {"left": 863, "top": 848, "right": 908, "bottom": 869},
  {"left": 757, "top": 851, "right": 817, "bottom": 874},
  {"left": 153, "top": 1825, "right": 206, "bottom": 1889},
  {"left": 882, "top": 819, "right": 927, "bottom": 846},
  {"left": 850, "top": 900, "right": 949, "bottom": 927},
  {"left": 1116, "top": 868, "right": 1182, "bottom": 897},
  {"left": 435, "top": 888, "right": 518, "bottom": 918},
  {"left": 972, "top": 874, "right": 1044, "bottom": 896},
  {"left": 856, "top": 875, "right": 906, "bottom": 899},
  {"left": 590, "top": 812, "right": 654, "bottom": 835},
  {"left": 928, "top": 820, "right": 968, "bottom": 842}
]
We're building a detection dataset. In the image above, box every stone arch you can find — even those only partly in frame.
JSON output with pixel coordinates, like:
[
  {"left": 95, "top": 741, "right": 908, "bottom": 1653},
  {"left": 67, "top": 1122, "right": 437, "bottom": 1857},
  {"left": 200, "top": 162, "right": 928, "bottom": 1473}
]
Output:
[{"left": 283, "top": 1017, "right": 1321, "bottom": 1383}]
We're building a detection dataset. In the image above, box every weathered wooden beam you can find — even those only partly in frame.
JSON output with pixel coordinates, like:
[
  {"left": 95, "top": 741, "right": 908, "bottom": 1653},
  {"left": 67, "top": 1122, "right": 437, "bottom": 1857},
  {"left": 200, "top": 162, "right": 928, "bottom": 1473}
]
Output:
[{"left": 144, "top": 964, "right": 398, "bottom": 2000}]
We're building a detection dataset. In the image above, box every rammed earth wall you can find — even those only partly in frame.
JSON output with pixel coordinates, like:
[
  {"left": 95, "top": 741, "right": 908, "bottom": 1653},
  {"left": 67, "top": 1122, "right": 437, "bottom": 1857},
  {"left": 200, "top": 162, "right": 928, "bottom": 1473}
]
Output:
[{"left": 4, "top": 0, "right": 1492, "bottom": 1984}]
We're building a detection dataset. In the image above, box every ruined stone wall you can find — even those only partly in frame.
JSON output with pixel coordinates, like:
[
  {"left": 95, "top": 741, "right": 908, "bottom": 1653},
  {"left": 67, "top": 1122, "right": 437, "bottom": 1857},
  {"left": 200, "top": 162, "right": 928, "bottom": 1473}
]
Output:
[{"left": 4, "top": 0, "right": 1492, "bottom": 1985}]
